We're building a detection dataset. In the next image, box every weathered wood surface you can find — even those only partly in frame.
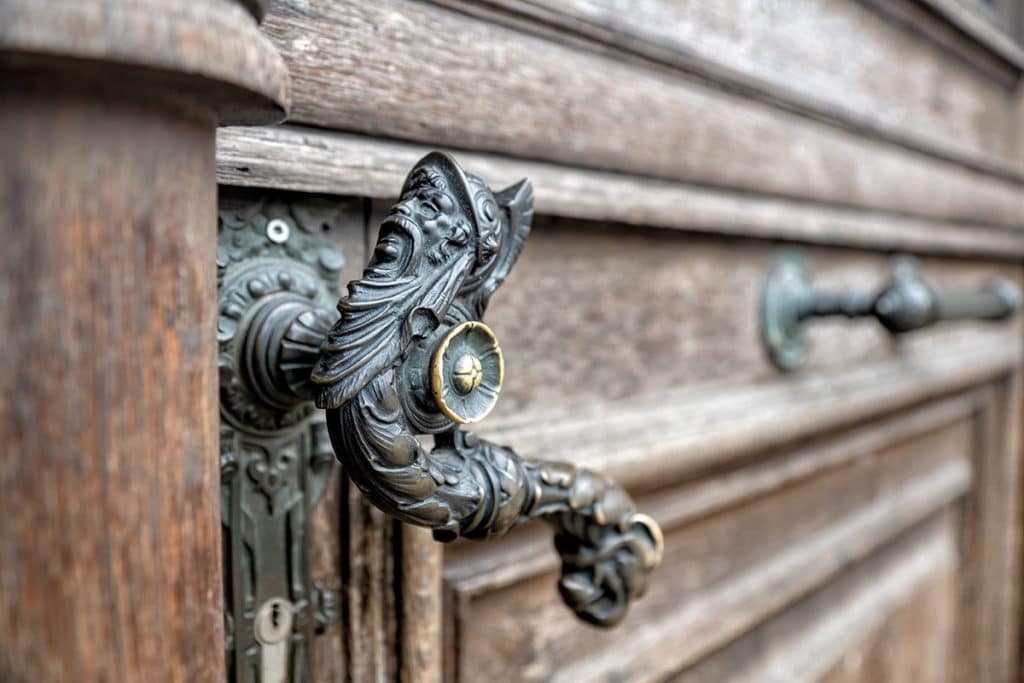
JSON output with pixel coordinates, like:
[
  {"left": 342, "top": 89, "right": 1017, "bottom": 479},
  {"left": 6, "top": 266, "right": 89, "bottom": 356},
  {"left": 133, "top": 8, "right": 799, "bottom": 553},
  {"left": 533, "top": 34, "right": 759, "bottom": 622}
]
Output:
[
  {"left": 954, "top": 376, "right": 1023, "bottom": 683},
  {"left": 399, "top": 526, "right": 443, "bottom": 683},
  {"left": 217, "top": 127, "right": 1024, "bottom": 258},
  {"left": 257, "top": 0, "right": 1024, "bottom": 228},
  {"left": 337, "top": 475, "right": 401, "bottom": 683},
  {"left": 257, "top": 187, "right": 1024, "bottom": 683},
  {"left": 449, "top": 395, "right": 978, "bottom": 586},
  {"left": 0, "top": 0, "right": 289, "bottom": 124},
  {"left": 483, "top": 330, "right": 1014, "bottom": 492},
  {"left": 478, "top": 226, "right": 1024, "bottom": 418},
  {"left": 291, "top": 197, "right": 370, "bottom": 683},
  {"left": 0, "top": 0, "right": 291, "bottom": 678},
  {"left": 436, "top": 0, "right": 1021, "bottom": 173},
  {"left": 0, "top": 87, "right": 224, "bottom": 682},
  {"left": 445, "top": 410, "right": 974, "bottom": 682},
  {"left": 215, "top": 3, "right": 1024, "bottom": 680},
  {"left": 915, "top": 0, "right": 1024, "bottom": 69},
  {"left": 679, "top": 513, "right": 959, "bottom": 683}
]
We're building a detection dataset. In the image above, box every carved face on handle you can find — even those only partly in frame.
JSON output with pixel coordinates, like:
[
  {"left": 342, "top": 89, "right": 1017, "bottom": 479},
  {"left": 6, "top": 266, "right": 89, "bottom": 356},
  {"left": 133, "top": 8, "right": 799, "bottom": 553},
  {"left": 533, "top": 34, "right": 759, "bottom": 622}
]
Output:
[
  {"left": 311, "top": 152, "right": 533, "bottom": 412},
  {"left": 368, "top": 166, "right": 472, "bottom": 281}
]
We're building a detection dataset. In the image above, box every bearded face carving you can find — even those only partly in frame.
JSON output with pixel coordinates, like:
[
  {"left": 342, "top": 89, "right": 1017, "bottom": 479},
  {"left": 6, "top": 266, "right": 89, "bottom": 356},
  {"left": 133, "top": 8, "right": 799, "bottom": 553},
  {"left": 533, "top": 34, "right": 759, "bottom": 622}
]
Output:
[
  {"left": 311, "top": 152, "right": 532, "bottom": 411},
  {"left": 370, "top": 165, "right": 471, "bottom": 282}
]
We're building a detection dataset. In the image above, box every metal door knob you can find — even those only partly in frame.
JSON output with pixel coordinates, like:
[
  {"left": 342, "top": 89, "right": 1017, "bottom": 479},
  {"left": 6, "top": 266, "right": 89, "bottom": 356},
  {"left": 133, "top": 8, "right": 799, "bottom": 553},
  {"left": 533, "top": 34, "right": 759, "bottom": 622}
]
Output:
[{"left": 762, "top": 253, "right": 1020, "bottom": 371}]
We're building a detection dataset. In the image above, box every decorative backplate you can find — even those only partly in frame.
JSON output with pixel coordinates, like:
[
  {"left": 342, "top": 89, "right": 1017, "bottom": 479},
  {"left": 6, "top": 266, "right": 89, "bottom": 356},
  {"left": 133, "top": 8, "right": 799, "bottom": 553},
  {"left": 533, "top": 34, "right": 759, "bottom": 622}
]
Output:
[
  {"left": 760, "top": 253, "right": 813, "bottom": 372},
  {"left": 217, "top": 197, "right": 347, "bottom": 682}
]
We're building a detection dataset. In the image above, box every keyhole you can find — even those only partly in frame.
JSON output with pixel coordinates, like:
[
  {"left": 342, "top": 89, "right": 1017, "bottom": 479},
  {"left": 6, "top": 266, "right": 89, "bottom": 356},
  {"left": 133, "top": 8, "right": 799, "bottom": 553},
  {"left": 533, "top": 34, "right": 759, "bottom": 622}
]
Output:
[
  {"left": 271, "top": 602, "right": 282, "bottom": 629},
  {"left": 255, "top": 597, "right": 293, "bottom": 645}
]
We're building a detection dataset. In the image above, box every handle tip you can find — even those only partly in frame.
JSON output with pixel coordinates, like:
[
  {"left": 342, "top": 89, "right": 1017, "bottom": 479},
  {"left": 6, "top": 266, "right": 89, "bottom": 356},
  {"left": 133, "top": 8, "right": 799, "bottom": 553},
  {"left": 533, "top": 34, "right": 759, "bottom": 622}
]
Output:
[
  {"left": 990, "top": 279, "right": 1021, "bottom": 317},
  {"left": 555, "top": 511, "right": 664, "bottom": 627}
]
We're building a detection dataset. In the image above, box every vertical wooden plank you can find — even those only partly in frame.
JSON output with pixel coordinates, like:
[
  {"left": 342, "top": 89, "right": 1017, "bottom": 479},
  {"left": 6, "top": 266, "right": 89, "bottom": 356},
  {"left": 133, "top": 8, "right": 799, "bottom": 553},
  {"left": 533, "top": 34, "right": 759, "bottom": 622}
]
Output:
[
  {"left": 400, "top": 526, "right": 444, "bottom": 683},
  {"left": 313, "top": 197, "right": 444, "bottom": 683},
  {"left": 0, "top": 86, "right": 223, "bottom": 681},
  {"left": 307, "top": 195, "right": 370, "bottom": 682},
  {"left": 341, "top": 474, "right": 401, "bottom": 683},
  {"left": 957, "top": 373, "right": 1023, "bottom": 683},
  {"left": 984, "top": 372, "right": 1022, "bottom": 683}
]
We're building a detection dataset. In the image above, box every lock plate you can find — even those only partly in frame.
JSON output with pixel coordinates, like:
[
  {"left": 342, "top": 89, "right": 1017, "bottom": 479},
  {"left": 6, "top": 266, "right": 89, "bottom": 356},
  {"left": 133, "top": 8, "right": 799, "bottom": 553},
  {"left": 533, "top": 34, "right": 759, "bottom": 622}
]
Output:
[{"left": 217, "top": 195, "right": 353, "bottom": 682}]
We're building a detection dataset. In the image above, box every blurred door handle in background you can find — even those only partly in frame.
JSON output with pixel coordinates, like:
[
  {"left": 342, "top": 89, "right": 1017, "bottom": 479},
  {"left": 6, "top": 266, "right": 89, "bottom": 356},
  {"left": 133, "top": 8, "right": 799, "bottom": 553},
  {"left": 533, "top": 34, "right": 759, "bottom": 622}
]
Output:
[
  {"left": 761, "top": 252, "right": 1020, "bottom": 371},
  {"left": 217, "top": 152, "right": 663, "bottom": 679}
]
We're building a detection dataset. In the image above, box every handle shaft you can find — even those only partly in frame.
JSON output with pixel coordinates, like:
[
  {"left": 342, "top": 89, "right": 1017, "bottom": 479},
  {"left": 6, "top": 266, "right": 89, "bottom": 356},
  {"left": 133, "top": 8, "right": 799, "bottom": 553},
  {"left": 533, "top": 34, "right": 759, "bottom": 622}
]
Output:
[
  {"left": 935, "top": 280, "right": 1020, "bottom": 322},
  {"left": 797, "top": 290, "right": 875, "bottom": 320}
]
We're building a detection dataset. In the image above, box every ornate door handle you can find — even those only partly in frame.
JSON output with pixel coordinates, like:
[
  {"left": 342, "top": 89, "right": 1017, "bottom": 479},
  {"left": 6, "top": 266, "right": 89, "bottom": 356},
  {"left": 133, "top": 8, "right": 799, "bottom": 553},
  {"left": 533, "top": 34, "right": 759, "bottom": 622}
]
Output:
[
  {"left": 762, "top": 253, "right": 1020, "bottom": 371},
  {"left": 233, "top": 153, "right": 662, "bottom": 628}
]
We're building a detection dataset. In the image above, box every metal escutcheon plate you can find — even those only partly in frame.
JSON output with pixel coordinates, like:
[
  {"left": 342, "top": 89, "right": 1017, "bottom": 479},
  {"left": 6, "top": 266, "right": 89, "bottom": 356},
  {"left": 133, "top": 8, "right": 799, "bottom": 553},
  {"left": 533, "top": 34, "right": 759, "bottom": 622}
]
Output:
[{"left": 761, "top": 253, "right": 812, "bottom": 372}]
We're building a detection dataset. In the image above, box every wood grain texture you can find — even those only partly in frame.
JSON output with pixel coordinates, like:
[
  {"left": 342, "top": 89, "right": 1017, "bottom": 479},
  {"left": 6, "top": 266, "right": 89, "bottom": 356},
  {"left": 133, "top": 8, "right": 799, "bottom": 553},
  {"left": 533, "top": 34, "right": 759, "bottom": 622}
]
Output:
[
  {"left": 437, "top": 0, "right": 1022, "bottom": 173},
  {"left": 338, "top": 473, "right": 402, "bottom": 683},
  {"left": 916, "top": 0, "right": 1024, "bottom": 69},
  {"left": 677, "top": 512, "right": 959, "bottom": 683},
  {"left": 477, "top": 224, "right": 1024, "bottom": 421},
  {"left": 445, "top": 413, "right": 973, "bottom": 682},
  {"left": 0, "top": 87, "right": 223, "bottom": 681},
  {"left": 446, "top": 394, "right": 977, "bottom": 590},
  {"left": 446, "top": 373, "right": 1022, "bottom": 683},
  {"left": 217, "top": 126, "right": 1024, "bottom": 258},
  {"left": 684, "top": 444, "right": 1001, "bottom": 683},
  {"left": 955, "top": 375, "right": 1023, "bottom": 683},
  {"left": 218, "top": 158, "right": 1024, "bottom": 683},
  {"left": 399, "top": 526, "right": 443, "bottom": 683},
  {"left": 0, "top": 0, "right": 289, "bottom": 124},
  {"left": 481, "top": 330, "right": 1014, "bottom": 494},
  {"left": 258, "top": 0, "right": 1024, "bottom": 228},
  {"left": 296, "top": 198, "right": 368, "bottom": 683}
]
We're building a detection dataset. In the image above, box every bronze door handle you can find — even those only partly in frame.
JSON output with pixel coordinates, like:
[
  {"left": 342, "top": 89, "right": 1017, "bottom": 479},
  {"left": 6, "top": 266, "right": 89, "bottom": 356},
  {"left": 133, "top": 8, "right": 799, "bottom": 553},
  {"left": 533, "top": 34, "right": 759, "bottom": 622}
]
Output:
[
  {"left": 313, "top": 153, "right": 662, "bottom": 626},
  {"left": 229, "top": 153, "right": 662, "bottom": 628},
  {"left": 761, "top": 253, "right": 1020, "bottom": 371}
]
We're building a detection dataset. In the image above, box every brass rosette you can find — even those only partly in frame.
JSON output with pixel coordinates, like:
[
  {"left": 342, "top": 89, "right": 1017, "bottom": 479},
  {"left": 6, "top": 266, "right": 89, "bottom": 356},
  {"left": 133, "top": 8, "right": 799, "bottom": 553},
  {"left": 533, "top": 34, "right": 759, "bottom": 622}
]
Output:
[{"left": 429, "top": 321, "right": 504, "bottom": 424}]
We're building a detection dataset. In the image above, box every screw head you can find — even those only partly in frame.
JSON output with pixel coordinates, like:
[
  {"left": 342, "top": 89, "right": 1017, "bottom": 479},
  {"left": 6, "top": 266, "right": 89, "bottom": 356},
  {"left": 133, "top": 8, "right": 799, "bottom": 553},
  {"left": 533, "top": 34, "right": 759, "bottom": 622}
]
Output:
[{"left": 266, "top": 218, "right": 291, "bottom": 244}]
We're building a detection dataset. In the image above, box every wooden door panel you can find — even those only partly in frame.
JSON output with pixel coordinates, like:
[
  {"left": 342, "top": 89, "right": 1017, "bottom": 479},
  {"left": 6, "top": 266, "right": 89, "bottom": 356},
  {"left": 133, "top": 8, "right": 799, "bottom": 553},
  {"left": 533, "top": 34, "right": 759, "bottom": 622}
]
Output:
[
  {"left": 436, "top": 0, "right": 1018, "bottom": 168},
  {"left": 216, "top": 127, "right": 1024, "bottom": 260},
  {"left": 677, "top": 512, "right": 959, "bottom": 683},
  {"left": 7, "top": 0, "right": 1022, "bottom": 679},
  {"left": 255, "top": 1, "right": 1024, "bottom": 227},
  {"left": 482, "top": 218, "right": 1024, "bottom": 415},
  {"left": 443, "top": 396, "right": 985, "bottom": 682},
  {"left": 207, "top": 5, "right": 1024, "bottom": 680},
  {"left": 216, "top": 188, "right": 1024, "bottom": 683}
]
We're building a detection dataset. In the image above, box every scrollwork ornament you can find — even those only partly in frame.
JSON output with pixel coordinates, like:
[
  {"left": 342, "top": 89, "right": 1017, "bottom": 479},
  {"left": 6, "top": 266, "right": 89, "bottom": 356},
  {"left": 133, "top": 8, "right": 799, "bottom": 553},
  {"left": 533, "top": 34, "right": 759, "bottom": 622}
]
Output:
[{"left": 312, "top": 153, "right": 662, "bottom": 626}]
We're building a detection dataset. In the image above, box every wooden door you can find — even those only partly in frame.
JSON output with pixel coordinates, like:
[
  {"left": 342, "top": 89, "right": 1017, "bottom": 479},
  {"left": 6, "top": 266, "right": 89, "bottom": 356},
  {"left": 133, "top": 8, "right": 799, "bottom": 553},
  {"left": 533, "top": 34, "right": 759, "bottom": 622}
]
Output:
[
  {"left": 5, "top": 1, "right": 1024, "bottom": 682},
  {"left": 219, "top": 1, "right": 1024, "bottom": 680}
]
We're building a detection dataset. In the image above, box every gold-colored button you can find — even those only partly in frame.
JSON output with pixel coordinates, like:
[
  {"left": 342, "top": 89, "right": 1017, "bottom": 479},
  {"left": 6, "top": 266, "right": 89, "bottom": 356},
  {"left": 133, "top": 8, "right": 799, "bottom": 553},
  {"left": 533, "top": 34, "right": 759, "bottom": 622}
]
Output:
[
  {"left": 429, "top": 321, "right": 503, "bottom": 424},
  {"left": 452, "top": 353, "right": 483, "bottom": 394}
]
